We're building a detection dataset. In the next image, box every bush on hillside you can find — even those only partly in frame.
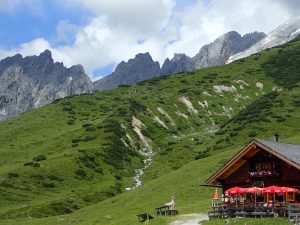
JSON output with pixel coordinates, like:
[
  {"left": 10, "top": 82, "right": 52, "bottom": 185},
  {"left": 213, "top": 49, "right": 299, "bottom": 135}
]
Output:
[
  {"left": 75, "top": 169, "right": 86, "bottom": 178},
  {"left": 8, "top": 172, "right": 19, "bottom": 178},
  {"left": 33, "top": 155, "right": 47, "bottom": 161}
]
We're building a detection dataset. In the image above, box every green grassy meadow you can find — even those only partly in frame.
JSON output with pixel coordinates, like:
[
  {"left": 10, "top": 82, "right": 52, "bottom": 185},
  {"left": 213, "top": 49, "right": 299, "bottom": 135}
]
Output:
[{"left": 0, "top": 38, "right": 300, "bottom": 224}]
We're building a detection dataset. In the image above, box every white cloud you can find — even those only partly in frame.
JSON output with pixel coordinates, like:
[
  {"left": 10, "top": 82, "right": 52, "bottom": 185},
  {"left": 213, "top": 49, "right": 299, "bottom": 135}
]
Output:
[
  {"left": 165, "top": 0, "right": 296, "bottom": 57},
  {"left": 64, "top": 0, "right": 175, "bottom": 35},
  {"left": 0, "top": 0, "right": 300, "bottom": 79}
]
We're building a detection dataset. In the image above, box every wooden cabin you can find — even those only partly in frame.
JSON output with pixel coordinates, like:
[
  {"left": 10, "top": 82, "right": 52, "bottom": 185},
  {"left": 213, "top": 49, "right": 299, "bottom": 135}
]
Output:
[{"left": 206, "top": 138, "right": 300, "bottom": 201}]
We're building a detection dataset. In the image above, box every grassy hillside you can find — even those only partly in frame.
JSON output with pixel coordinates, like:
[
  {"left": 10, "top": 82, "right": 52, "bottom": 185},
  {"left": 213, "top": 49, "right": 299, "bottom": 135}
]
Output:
[{"left": 0, "top": 38, "right": 299, "bottom": 224}]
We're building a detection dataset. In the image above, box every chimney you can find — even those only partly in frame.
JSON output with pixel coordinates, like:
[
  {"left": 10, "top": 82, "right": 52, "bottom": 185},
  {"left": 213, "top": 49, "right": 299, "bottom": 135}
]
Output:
[{"left": 274, "top": 133, "right": 280, "bottom": 142}]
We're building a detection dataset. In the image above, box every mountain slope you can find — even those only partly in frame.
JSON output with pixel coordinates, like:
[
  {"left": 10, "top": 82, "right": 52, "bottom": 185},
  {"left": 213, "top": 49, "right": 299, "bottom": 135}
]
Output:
[
  {"left": 2, "top": 84, "right": 300, "bottom": 225},
  {"left": 94, "top": 31, "right": 265, "bottom": 91},
  {"left": 0, "top": 50, "right": 93, "bottom": 121},
  {"left": 0, "top": 37, "right": 300, "bottom": 224},
  {"left": 192, "top": 31, "right": 265, "bottom": 69},
  {"left": 228, "top": 17, "right": 300, "bottom": 63},
  {"left": 93, "top": 53, "right": 160, "bottom": 91}
]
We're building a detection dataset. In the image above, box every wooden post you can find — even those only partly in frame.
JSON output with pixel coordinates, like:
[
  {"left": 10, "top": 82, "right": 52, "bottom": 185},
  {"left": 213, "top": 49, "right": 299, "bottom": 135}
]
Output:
[{"left": 145, "top": 214, "right": 149, "bottom": 225}]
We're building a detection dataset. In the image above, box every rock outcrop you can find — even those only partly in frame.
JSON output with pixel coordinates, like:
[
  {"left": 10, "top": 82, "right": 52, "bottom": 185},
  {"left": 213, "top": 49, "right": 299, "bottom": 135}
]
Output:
[
  {"left": 0, "top": 50, "right": 93, "bottom": 121},
  {"left": 228, "top": 17, "right": 300, "bottom": 63},
  {"left": 94, "top": 31, "right": 265, "bottom": 91},
  {"left": 193, "top": 31, "right": 266, "bottom": 69},
  {"left": 161, "top": 54, "right": 194, "bottom": 75},
  {"left": 93, "top": 53, "right": 160, "bottom": 91}
]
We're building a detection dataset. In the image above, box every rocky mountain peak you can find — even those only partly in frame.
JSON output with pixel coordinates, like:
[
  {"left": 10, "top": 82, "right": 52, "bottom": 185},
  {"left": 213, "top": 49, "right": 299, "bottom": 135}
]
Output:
[
  {"left": 0, "top": 50, "right": 93, "bottom": 121},
  {"left": 228, "top": 17, "right": 300, "bottom": 63},
  {"left": 93, "top": 52, "right": 160, "bottom": 91},
  {"left": 161, "top": 53, "right": 194, "bottom": 75},
  {"left": 193, "top": 31, "right": 266, "bottom": 69},
  {"left": 39, "top": 49, "right": 52, "bottom": 58}
]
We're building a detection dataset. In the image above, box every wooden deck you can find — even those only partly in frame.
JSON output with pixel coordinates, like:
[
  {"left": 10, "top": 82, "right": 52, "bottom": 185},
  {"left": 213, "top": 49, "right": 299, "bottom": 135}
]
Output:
[{"left": 208, "top": 202, "right": 291, "bottom": 219}]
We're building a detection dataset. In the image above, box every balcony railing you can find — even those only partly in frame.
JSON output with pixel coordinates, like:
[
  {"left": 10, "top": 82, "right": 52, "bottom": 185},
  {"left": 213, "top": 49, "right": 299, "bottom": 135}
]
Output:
[{"left": 249, "top": 170, "right": 279, "bottom": 177}]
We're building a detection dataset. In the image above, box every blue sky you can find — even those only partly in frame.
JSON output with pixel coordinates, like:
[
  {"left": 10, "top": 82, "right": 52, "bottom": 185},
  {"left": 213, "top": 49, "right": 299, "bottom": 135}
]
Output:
[
  {"left": 0, "top": 1, "right": 89, "bottom": 48},
  {"left": 0, "top": 0, "right": 299, "bottom": 80}
]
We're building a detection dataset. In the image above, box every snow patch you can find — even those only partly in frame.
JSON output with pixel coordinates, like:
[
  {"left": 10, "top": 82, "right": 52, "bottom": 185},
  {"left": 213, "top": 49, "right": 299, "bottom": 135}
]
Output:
[
  {"left": 176, "top": 111, "right": 189, "bottom": 119},
  {"left": 235, "top": 80, "right": 249, "bottom": 86},
  {"left": 126, "top": 133, "right": 136, "bottom": 148},
  {"left": 132, "top": 116, "right": 144, "bottom": 128},
  {"left": 202, "top": 91, "right": 212, "bottom": 96},
  {"left": 132, "top": 116, "right": 150, "bottom": 147},
  {"left": 178, "top": 96, "right": 198, "bottom": 115},
  {"left": 198, "top": 100, "right": 209, "bottom": 108},
  {"left": 157, "top": 107, "right": 175, "bottom": 126},
  {"left": 0, "top": 109, "right": 7, "bottom": 116},
  {"left": 154, "top": 116, "right": 168, "bottom": 129},
  {"left": 256, "top": 82, "right": 264, "bottom": 90},
  {"left": 213, "top": 85, "right": 237, "bottom": 94},
  {"left": 222, "top": 106, "right": 233, "bottom": 119},
  {"left": 148, "top": 108, "right": 168, "bottom": 129},
  {"left": 291, "top": 29, "right": 300, "bottom": 37},
  {"left": 121, "top": 138, "right": 129, "bottom": 147},
  {"left": 234, "top": 94, "right": 250, "bottom": 102}
]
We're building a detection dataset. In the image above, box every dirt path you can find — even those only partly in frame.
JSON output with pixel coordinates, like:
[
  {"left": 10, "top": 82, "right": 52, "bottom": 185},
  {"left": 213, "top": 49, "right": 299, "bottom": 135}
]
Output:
[{"left": 170, "top": 214, "right": 209, "bottom": 225}]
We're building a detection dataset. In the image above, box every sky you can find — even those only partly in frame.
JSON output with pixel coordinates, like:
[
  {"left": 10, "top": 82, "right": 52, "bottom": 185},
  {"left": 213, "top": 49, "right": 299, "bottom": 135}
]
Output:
[{"left": 0, "top": 0, "right": 300, "bottom": 80}]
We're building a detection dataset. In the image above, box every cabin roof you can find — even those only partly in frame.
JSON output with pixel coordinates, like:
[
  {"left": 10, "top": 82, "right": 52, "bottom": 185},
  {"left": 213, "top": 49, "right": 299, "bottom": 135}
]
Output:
[
  {"left": 256, "top": 139, "right": 300, "bottom": 165},
  {"left": 206, "top": 138, "right": 300, "bottom": 185}
]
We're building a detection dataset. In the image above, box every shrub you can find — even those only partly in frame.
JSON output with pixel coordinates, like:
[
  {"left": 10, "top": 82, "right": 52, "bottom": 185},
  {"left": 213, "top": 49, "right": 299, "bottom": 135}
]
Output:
[
  {"left": 24, "top": 162, "right": 40, "bottom": 167},
  {"left": 33, "top": 155, "right": 46, "bottom": 161},
  {"left": 248, "top": 131, "right": 257, "bottom": 138},
  {"left": 48, "top": 175, "right": 63, "bottom": 181},
  {"left": 8, "top": 172, "right": 19, "bottom": 178},
  {"left": 72, "top": 143, "right": 78, "bottom": 147},
  {"left": 43, "top": 182, "right": 55, "bottom": 188},
  {"left": 71, "top": 138, "right": 81, "bottom": 143},
  {"left": 67, "top": 119, "right": 75, "bottom": 125},
  {"left": 82, "top": 123, "right": 91, "bottom": 128},
  {"left": 75, "top": 169, "right": 86, "bottom": 178},
  {"left": 81, "top": 134, "right": 96, "bottom": 142}
]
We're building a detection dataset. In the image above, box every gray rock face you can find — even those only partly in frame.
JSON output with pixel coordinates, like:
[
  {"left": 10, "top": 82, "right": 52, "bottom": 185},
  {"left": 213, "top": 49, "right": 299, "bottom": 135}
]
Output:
[
  {"left": 161, "top": 54, "right": 194, "bottom": 75},
  {"left": 93, "top": 53, "right": 160, "bottom": 91},
  {"left": 0, "top": 50, "right": 93, "bottom": 121},
  {"left": 193, "top": 31, "right": 266, "bottom": 69},
  {"left": 160, "top": 31, "right": 265, "bottom": 76},
  {"left": 93, "top": 31, "right": 265, "bottom": 90},
  {"left": 228, "top": 17, "right": 300, "bottom": 63}
]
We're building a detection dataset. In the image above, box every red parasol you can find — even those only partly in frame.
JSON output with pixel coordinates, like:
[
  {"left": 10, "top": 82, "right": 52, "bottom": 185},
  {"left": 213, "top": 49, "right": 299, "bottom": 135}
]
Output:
[
  {"left": 282, "top": 187, "right": 298, "bottom": 193},
  {"left": 213, "top": 188, "right": 219, "bottom": 200},
  {"left": 225, "top": 187, "right": 245, "bottom": 195},
  {"left": 261, "top": 186, "right": 286, "bottom": 194},
  {"left": 243, "top": 187, "right": 262, "bottom": 194}
]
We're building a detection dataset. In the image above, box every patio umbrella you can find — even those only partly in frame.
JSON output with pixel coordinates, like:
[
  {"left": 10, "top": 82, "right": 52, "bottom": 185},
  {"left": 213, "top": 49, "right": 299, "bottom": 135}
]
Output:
[
  {"left": 243, "top": 187, "right": 262, "bottom": 208},
  {"left": 243, "top": 187, "right": 262, "bottom": 194},
  {"left": 282, "top": 187, "right": 298, "bottom": 193},
  {"left": 261, "top": 186, "right": 285, "bottom": 194},
  {"left": 225, "top": 187, "right": 245, "bottom": 208},
  {"left": 262, "top": 186, "right": 286, "bottom": 203},
  {"left": 225, "top": 187, "right": 245, "bottom": 195}
]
